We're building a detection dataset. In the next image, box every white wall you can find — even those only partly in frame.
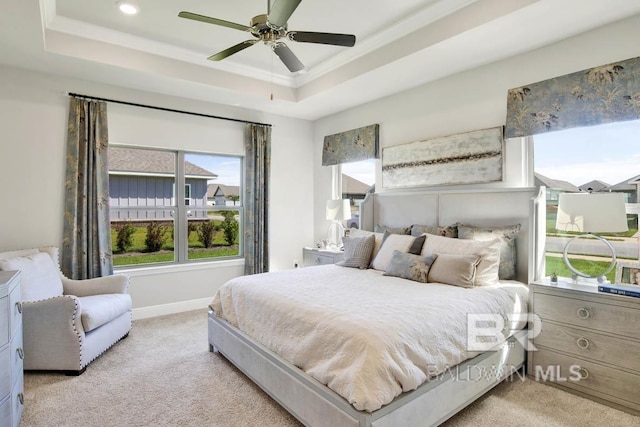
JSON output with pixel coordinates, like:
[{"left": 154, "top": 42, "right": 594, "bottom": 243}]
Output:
[
  {"left": 0, "top": 66, "right": 314, "bottom": 315},
  {"left": 312, "top": 14, "right": 640, "bottom": 243}
]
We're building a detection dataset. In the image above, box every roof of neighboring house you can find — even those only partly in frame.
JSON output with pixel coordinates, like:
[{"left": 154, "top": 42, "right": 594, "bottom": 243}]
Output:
[
  {"left": 607, "top": 174, "right": 640, "bottom": 191},
  {"left": 109, "top": 147, "right": 217, "bottom": 179},
  {"left": 578, "top": 179, "right": 610, "bottom": 192},
  {"left": 342, "top": 174, "right": 372, "bottom": 195},
  {"left": 207, "top": 184, "right": 240, "bottom": 198},
  {"left": 534, "top": 172, "right": 579, "bottom": 192}
]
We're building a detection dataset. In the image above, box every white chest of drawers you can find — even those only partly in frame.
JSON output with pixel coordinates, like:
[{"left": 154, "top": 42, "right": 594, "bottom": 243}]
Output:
[
  {"left": 0, "top": 271, "right": 23, "bottom": 427},
  {"left": 528, "top": 280, "right": 640, "bottom": 416}
]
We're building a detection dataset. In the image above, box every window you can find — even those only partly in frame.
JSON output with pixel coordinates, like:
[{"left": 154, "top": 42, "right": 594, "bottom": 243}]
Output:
[
  {"left": 184, "top": 184, "right": 191, "bottom": 206},
  {"left": 533, "top": 119, "right": 640, "bottom": 281},
  {"left": 335, "top": 159, "right": 376, "bottom": 229},
  {"left": 109, "top": 146, "right": 243, "bottom": 267}
]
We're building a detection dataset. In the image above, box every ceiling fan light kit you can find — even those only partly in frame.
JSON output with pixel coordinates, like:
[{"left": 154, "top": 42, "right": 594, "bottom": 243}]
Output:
[{"left": 178, "top": 0, "right": 356, "bottom": 73}]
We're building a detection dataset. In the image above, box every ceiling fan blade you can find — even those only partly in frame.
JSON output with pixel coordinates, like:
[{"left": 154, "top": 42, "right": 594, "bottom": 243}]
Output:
[
  {"left": 178, "top": 11, "right": 251, "bottom": 32},
  {"left": 288, "top": 31, "right": 356, "bottom": 47},
  {"left": 267, "top": 0, "right": 301, "bottom": 28},
  {"left": 208, "top": 40, "right": 258, "bottom": 61},
  {"left": 273, "top": 43, "right": 305, "bottom": 72}
]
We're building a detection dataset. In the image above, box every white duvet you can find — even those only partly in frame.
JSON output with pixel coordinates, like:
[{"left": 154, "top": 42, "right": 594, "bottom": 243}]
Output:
[{"left": 210, "top": 265, "right": 528, "bottom": 412}]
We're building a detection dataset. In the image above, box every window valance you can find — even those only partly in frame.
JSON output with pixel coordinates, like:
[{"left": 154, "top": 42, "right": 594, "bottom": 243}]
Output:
[
  {"left": 505, "top": 55, "right": 640, "bottom": 138},
  {"left": 322, "top": 124, "right": 380, "bottom": 166}
]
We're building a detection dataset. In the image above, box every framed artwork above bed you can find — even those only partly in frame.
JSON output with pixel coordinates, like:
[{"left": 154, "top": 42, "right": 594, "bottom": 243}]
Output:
[{"left": 381, "top": 127, "right": 504, "bottom": 189}]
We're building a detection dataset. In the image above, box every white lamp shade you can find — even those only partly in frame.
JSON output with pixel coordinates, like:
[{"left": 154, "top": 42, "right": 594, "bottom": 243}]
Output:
[
  {"left": 326, "top": 199, "right": 351, "bottom": 221},
  {"left": 556, "top": 193, "right": 628, "bottom": 233}
]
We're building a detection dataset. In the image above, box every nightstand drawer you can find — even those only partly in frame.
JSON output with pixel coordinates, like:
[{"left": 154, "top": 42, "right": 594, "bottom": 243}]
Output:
[
  {"left": 535, "top": 322, "right": 640, "bottom": 374},
  {"left": 534, "top": 292, "right": 640, "bottom": 340},
  {"left": 533, "top": 348, "right": 640, "bottom": 410},
  {"left": 304, "top": 252, "right": 336, "bottom": 266}
]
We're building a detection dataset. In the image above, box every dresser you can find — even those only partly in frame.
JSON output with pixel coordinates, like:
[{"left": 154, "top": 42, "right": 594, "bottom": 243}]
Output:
[
  {"left": 0, "top": 271, "right": 23, "bottom": 427},
  {"left": 528, "top": 280, "right": 640, "bottom": 415},
  {"left": 302, "top": 247, "right": 344, "bottom": 267}
]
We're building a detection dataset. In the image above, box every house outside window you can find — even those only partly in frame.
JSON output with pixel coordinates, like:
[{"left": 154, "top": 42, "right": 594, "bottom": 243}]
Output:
[{"left": 109, "top": 146, "right": 243, "bottom": 267}]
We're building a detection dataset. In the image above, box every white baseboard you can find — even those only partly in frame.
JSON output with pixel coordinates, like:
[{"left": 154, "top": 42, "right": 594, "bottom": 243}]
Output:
[{"left": 132, "top": 297, "right": 211, "bottom": 320}]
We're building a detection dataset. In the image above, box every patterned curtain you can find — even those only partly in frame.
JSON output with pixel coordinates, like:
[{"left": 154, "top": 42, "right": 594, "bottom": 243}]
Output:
[
  {"left": 62, "top": 97, "right": 113, "bottom": 279},
  {"left": 244, "top": 124, "right": 271, "bottom": 275},
  {"left": 322, "top": 124, "right": 379, "bottom": 166},
  {"left": 505, "top": 55, "right": 640, "bottom": 138}
]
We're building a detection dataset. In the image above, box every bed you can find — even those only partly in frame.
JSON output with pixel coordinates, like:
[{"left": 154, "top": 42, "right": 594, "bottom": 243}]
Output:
[{"left": 208, "top": 188, "right": 545, "bottom": 426}]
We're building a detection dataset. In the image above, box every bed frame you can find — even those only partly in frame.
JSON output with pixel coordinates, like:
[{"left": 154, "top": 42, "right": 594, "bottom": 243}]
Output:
[{"left": 208, "top": 188, "right": 544, "bottom": 427}]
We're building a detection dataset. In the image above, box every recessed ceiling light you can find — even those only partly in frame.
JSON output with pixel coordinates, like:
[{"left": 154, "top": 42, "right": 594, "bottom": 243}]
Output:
[{"left": 116, "top": 1, "right": 139, "bottom": 15}]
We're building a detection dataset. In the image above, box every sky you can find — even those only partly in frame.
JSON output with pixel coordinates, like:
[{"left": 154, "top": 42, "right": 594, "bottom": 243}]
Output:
[
  {"left": 534, "top": 119, "right": 640, "bottom": 186},
  {"left": 186, "top": 153, "right": 241, "bottom": 186}
]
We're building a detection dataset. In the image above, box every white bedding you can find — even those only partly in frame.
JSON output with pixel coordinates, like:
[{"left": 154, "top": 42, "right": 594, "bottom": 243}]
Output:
[{"left": 210, "top": 264, "right": 528, "bottom": 412}]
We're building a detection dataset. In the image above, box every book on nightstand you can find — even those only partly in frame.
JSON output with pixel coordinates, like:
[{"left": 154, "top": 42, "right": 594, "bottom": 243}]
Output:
[{"left": 598, "top": 284, "right": 640, "bottom": 298}]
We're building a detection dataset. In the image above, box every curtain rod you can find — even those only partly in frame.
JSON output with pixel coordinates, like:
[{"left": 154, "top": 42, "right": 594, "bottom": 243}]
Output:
[{"left": 68, "top": 92, "right": 272, "bottom": 128}]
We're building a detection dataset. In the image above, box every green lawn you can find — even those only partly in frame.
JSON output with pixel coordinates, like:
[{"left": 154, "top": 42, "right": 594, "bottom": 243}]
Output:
[
  {"left": 111, "top": 221, "right": 239, "bottom": 266},
  {"left": 545, "top": 256, "right": 616, "bottom": 283}
]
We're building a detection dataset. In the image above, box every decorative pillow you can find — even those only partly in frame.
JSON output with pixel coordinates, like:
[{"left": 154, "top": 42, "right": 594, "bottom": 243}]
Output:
[
  {"left": 348, "top": 228, "right": 385, "bottom": 259},
  {"left": 411, "top": 224, "right": 458, "bottom": 238},
  {"left": 457, "top": 223, "right": 521, "bottom": 280},
  {"left": 374, "top": 225, "right": 411, "bottom": 235},
  {"left": 370, "top": 232, "right": 425, "bottom": 271},
  {"left": 428, "top": 253, "right": 481, "bottom": 288},
  {"left": 0, "top": 252, "right": 63, "bottom": 301},
  {"left": 336, "top": 235, "right": 375, "bottom": 269},
  {"left": 384, "top": 250, "right": 437, "bottom": 283},
  {"left": 420, "top": 233, "right": 501, "bottom": 286}
]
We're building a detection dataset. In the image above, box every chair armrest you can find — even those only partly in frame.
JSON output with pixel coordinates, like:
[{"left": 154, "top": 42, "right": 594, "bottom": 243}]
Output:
[
  {"left": 23, "top": 295, "right": 85, "bottom": 336},
  {"left": 62, "top": 274, "right": 130, "bottom": 297}
]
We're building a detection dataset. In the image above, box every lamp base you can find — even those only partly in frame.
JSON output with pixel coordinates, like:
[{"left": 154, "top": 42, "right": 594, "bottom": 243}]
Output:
[
  {"left": 327, "top": 221, "right": 345, "bottom": 249},
  {"left": 562, "top": 233, "right": 616, "bottom": 284}
]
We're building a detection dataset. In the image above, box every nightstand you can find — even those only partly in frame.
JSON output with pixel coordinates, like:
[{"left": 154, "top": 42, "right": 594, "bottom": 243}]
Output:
[
  {"left": 528, "top": 280, "right": 640, "bottom": 415},
  {"left": 302, "top": 247, "right": 344, "bottom": 267}
]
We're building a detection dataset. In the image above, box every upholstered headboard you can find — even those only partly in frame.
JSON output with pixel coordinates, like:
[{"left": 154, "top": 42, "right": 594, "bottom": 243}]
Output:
[{"left": 359, "top": 188, "right": 544, "bottom": 284}]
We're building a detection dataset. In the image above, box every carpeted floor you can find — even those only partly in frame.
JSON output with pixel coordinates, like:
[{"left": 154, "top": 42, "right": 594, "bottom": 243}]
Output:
[{"left": 21, "top": 309, "right": 640, "bottom": 427}]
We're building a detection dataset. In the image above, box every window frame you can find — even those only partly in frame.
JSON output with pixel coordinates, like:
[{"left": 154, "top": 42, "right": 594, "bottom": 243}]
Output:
[{"left": 109, "top": 145, "right": 244, "bottom": 269}]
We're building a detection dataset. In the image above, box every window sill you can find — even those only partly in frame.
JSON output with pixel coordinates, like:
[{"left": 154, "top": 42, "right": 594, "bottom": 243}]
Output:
[{"left": 115, "top": 258, "right": 244, "bottom": 277}]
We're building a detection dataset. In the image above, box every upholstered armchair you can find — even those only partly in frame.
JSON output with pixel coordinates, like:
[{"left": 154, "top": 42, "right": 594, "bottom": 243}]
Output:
[{"left": 0, "top": 247, "right": 132, "bottom": 375}]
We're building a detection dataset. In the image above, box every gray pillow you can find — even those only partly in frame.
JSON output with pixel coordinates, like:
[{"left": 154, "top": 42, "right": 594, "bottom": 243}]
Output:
[
  {"left": 428, "top": 253, "right": 481, "bottom": 288},
  {"left": 374, "top": 225, "right": 411, "bottom": 235},
  {"left": 384, "top": 250, "right": 437, "bottom": 283},
  {"left": 411, "top": 224, "right": 458, "bottom": 238},
  {"left": 336, "top": 235, "right": 375, "bottom": 269},
  {"left": 457, "top": 223, "right": 520, "bottom": 280}
]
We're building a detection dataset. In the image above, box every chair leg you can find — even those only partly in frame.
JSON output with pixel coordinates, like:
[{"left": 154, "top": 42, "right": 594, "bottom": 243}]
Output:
[{"left": 65, "top": 366, "right": 87, "bottom": 376}]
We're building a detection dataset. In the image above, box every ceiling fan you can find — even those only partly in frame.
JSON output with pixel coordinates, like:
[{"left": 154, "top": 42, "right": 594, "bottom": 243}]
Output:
[{"left": 178, "top": 0, "right": 356, "bottom": 73}]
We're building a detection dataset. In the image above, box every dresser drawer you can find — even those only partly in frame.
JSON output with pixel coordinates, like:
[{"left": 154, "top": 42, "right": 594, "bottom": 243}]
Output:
[
  {"left": 533, "top": 348, "right": 640, "bottom": 410},
  {"left": 10, "top": 374, "right": 23, "bottom": 427},
  {"left": 0, "top": 345, "right": 10, "bottom": 398},
  {"left": 534, "top": 292, "right": 640, "bottom": 340},
  {"left": 8, "top": 284, "right": 21, "bottom": 337},
  {"left": 0, "top": 296, "right": 8, "bottom": 347},
  {"left": 0, "top": 395, "right": 11, "bottom": 427},
  {"left": 9, "top": 330, "right": 23, "bottom": 386},
  {"left": 535, "top": 322, "right": 640, "bottom": 374}
]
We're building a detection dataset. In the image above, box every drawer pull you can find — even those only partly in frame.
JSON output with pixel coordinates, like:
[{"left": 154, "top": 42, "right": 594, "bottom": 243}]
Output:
[
  {"left": 17, "top": 347, "right": 24, "bottom": 360},
  {"left": 18, "top": 393, "right": 24, "bottom": 405},
  {"left": 576, "top": 337, "right": 590, "bottom": 349},
  {"left": 15, "top": 301, "right": 22, "bottom": 314},
  {"left": 577, "top": 367, "right": 589, "bottom": 380},
  {"left": 576, "top": 307, "right": 590, "bottom": 319}
]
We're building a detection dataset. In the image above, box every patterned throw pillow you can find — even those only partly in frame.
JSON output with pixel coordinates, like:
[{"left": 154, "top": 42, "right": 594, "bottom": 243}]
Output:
[
  {"left": 410, "top": 224, "right": 458, "bottom": 238},
  {"left": 384, "top": 251, "right": 437, "bottom": 283},
  {"left": 374, "top": 225, "right": 411, "bottom": 235},
  {"left": 456, "top": 223, "right": 521, "bottom": 280},
  {"left": 336, "top": 235, "right": 375, "bottom": 269}
]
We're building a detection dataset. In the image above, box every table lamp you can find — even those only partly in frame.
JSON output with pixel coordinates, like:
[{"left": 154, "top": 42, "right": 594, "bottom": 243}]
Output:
[
  {"left": 555, "top": 192, "right": 628, "bottom": 283},
  {"left": 326, "top": 199, "right": 351, "bottom": 249}
]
